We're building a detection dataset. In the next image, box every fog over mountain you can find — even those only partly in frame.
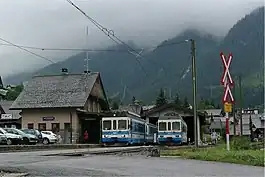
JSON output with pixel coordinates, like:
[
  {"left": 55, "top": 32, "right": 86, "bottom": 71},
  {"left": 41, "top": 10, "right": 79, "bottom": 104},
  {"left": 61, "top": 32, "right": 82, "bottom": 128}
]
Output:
[{"left": 0, "top": 0, "right": 263, "bottom": 77}]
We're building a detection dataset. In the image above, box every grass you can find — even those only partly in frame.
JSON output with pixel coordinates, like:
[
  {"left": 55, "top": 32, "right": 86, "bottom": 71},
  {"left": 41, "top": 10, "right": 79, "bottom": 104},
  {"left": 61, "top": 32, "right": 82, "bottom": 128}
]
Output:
[{"left": 160, "top": 145, "right": 265, "bottom": 167}]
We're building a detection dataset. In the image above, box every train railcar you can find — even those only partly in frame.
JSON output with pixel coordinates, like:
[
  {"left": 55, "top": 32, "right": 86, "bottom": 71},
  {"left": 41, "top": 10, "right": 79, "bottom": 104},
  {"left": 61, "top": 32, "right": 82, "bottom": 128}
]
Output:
[
  {"left": 145, "top": 122, "right": 158, "bottom": 145},
  {"left": 157, "top": 115, "right": 187, "bottom": 145},
  {"left": 101, "top": 112, "right": 146, "bottom": 146}
]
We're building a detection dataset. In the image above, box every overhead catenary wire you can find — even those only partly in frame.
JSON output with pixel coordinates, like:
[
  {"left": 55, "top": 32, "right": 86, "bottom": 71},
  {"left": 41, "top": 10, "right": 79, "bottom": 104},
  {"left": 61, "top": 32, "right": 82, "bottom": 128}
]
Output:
[
  {"left": 0, "top": 40, "right": 189, "bottom": 52},
  {"left": 65, "top": 0, "right": 147, "bottom": 74},
  {"left": 0, "top": 37, "right": 55, "bottom": 64}
]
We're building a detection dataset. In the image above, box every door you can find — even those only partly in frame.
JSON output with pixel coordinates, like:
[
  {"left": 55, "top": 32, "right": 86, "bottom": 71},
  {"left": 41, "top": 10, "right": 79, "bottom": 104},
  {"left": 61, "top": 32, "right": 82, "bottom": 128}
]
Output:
[{"left": 64, "top": 123, "right": 71, "bottom": 144}]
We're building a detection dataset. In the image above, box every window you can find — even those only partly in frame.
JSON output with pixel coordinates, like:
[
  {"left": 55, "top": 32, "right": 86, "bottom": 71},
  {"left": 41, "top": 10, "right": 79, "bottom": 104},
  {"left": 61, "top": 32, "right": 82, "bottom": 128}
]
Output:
[
  {"left": 168, "top": 122, "right": 171, "bottom": 130},
  {"left": 159, "top": 122, "right": 166, "bottom": 131},
  {"left": 182, "top": 123, "right": 187, "bottom": 132},
  {"left": 52, "top": 123, "right": 60, "bottom": 133},
  {"left": 118, "top": 120, "right": 127, "bottom": 130},
  {"left": 113, "top": 120, "right": 117, "bottom": 130},
  {"left": 172, "top": 122, "right": 181, "bottom": 131},
  {"left": 42, "top": 131, "right": 51, "bottom": 135},
  {"left": 38, "top": 123, "right": 46, "bottom": 131},
  {"left": 103, "top": 120, "right": 111, "bottom": 130},
  {"left": 28, "top": 123, "right": 34, "bottom": 129}
]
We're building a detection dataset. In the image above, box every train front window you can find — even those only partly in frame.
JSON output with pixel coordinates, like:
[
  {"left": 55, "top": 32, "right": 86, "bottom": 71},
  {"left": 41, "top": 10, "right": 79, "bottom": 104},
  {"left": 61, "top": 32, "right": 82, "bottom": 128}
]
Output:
[
  {"left": 103, "top": 120, "right": 111, "bottom": 130},
  {"left": 159, "top": 122, "right": 166, "bottom": 131},
  {"left": 118, "top": 120, "right": 127, "bottom": 130},
  {"left": 172, "top": 122, "right": 181, "bottom": 131}
]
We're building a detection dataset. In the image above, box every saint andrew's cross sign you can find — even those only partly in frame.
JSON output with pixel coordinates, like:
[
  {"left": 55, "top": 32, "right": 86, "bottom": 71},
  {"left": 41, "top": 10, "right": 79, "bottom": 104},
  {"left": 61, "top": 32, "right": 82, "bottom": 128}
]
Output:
[
  {"left": 220, "top": 52, "right": 233, "bottom": 86},
  {"left": 220, "top": 52, "right": 234, "bottom": 104}
]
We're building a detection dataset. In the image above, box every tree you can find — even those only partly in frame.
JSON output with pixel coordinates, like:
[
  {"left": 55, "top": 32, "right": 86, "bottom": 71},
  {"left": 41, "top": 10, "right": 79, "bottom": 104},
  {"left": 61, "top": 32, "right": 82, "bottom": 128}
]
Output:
[
  {"left": 210, "top": 99, "right": 215, "bottom": 108},
  {"left": 198, "top": 98, "right": 206, "bottom": 110},
  {"left": 111, "top": 101, "right": 119, "bottom": 110},
  {"left": 183, "top": 97, "right": 190, "bottom": 109},
  {"left": 198, "top": 98, "right": 215, "bottom": 109},
  {"left": 5, "top": 84, "right": 23, "bottom": 101},
  {"left": 156, "top": 88, "right": 167, "bottom": 106},
  {"left": 174, "top": 93, "right": 182, "bottom": 109}
]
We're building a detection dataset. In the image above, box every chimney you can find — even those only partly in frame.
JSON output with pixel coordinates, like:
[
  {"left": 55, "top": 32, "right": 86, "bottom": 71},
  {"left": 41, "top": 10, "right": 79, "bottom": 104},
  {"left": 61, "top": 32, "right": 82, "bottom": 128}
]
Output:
[{"left": 62, "top": 68, "right": 68, "bottom": 74}]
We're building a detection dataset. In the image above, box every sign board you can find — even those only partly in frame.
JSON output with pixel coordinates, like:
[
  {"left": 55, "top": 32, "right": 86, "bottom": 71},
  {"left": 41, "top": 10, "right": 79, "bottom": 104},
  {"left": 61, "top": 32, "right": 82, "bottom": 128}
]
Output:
[
  {"left": 1, "top": 114, "right": 12, "bottom": 119},
  {"left": 222, "top": 85, "right": 235, "bottom": 103},
  {"left": 164, "top": 112, "right": 179, "bottom": 117},
  {"left": 220, "top": 52, "right": 234, "bottom": 104},
  {"left": 220, "top": 52, "right": 234, "bottom": 86},
  {"left": 42, "top": 116, "right": 55, "bottom": 121},
  {"left": 224, "top": 102, "right": 232, "bottom": 113}
]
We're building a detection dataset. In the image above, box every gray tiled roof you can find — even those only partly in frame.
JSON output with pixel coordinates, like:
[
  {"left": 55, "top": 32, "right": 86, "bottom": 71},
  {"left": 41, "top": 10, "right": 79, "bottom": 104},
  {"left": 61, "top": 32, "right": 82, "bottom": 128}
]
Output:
[
  {"left": 204, "top": 109, "right": 222, "bottom": 116},
  {"left": 209, "top": 120, "right": 226, "bottom": 129},
  {"left": 0, "top": 101, "right": 21, "bottom": 119},
  {"left": 10, "top": 73, "right": 99, "bottom": 109},
  {"left": 119, "top": 104, "right": 142, "bottom": 115}
]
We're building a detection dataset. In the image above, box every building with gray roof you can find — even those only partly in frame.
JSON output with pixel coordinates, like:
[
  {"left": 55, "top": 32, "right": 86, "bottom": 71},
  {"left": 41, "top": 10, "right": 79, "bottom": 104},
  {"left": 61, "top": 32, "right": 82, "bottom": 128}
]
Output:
[{"left": 10, "top": 71, "right": 109, "bottom": 144}]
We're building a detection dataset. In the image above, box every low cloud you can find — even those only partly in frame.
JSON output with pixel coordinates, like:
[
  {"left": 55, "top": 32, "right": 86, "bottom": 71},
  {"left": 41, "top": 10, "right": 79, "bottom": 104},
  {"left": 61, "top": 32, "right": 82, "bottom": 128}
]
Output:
[{"left": 0, "top": 0, "right": 263, "bottom": 77}]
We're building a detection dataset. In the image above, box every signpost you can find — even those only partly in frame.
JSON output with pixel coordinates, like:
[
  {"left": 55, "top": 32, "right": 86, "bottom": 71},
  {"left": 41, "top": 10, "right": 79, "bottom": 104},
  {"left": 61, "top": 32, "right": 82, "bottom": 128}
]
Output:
[{"left": 220, "top": 52, "right": 234, "bottom": 151}]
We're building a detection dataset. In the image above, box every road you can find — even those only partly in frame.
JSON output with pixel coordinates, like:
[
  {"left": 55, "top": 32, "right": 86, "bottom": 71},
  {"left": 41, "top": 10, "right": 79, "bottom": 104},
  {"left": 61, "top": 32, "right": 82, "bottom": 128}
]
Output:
[{"left": 0, "top": 149, "right": 263, "bottom": 177}]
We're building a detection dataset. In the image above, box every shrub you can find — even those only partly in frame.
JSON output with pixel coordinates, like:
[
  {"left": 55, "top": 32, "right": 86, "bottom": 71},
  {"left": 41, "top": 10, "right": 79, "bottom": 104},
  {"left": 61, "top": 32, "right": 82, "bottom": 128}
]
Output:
[{"left": 230, "top": 136, "right": 251, "bottom": 150}]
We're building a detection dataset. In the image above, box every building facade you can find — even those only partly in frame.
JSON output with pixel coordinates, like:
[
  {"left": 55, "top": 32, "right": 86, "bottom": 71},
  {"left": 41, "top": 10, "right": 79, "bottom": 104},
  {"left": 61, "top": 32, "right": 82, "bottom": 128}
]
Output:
[
  {"left": 10, "top": 72, "right": 109, "bottom": 144},
  {"left": 0, "top": 101, "right": 21, "bottom": 128},
  {"left": 142, "top": 103, "right": 206, "bottom": 144}
]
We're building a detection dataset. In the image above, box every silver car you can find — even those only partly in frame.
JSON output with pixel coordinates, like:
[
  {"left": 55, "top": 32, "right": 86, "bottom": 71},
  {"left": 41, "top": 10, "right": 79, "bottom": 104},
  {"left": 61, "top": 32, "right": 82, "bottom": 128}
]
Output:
[{"left": 0, "top": 134, "right": 7, "bottom": 144}]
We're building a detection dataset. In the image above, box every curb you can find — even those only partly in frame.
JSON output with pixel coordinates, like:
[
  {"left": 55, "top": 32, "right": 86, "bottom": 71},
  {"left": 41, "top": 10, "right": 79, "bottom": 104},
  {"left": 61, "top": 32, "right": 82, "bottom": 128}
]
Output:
[
  {"left": 42, "top": 147, "right": 145, "bottom": 156},
  {"left": 0, "top": 144, "right": 100, "bottom": 153}
]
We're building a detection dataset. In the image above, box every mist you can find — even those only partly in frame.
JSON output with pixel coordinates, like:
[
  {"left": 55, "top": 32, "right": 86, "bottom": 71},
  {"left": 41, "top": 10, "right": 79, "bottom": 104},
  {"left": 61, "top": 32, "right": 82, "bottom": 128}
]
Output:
[{"left": 0, "top": 0, "right": 263, "bottom": 77}]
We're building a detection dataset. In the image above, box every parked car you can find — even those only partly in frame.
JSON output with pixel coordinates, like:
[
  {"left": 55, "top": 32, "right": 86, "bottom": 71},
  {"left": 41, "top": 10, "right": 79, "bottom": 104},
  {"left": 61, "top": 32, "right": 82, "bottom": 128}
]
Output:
[
  {"left": 0, "top": 134, "right": 7, "bottom": 145},
  {"left": 4, "top": 128, "right": 38, "bottom": 145},
  {"left": 41, "top": 131, "right": 58, "bottom": 144},
  {"left": 0, "top": 128, "right": 23, "bottom": 145},
  {"left": 21, "top": 129, "right": 43, "bottom": 143}
]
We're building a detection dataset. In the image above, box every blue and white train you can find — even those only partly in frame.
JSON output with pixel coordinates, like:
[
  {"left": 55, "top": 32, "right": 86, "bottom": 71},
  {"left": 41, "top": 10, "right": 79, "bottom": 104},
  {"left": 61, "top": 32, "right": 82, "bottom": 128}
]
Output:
[
  {"left": 101, "top": 112, "right": 158, "bottom": 146},
  {"left": 157, "top": 115, "right": 188, "bottom": 145}
]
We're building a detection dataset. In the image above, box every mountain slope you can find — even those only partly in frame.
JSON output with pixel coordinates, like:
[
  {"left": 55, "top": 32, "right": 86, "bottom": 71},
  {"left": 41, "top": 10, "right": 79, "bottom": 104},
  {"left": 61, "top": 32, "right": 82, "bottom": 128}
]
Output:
[{"left": 4, "top": 6, "right": 264, "bottom": 107}]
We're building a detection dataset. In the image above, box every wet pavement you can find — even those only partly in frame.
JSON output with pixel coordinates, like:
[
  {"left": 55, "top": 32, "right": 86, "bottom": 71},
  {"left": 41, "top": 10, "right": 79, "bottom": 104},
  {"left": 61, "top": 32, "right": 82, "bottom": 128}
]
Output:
[{"left": 0, "top": 149, "right": 264, "bottom": 177}]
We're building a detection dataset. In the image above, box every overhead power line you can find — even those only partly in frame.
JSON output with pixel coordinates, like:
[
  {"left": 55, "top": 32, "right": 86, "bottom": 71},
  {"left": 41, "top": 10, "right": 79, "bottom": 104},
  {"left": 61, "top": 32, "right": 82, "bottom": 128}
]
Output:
[
  {"left": 0, "top": 40, "right": 189, "bottom": 52},
  {"left": 65, "top": 0, "right": 147, "bottom": 74},
  {"left": 0, "top": 37, "right": 55, "bottom": 64}
]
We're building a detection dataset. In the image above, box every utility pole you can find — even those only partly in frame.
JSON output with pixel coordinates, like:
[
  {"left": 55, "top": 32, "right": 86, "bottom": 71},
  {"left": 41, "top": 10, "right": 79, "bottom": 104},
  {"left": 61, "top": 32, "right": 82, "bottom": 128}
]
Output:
[
  {"left": 233, "top": 76, "right": 236, "bottom": 136},
  {"left": 191, "top": 39, "right": 198, "bottom": 148},
  {"left": 239, "top": 75, "right": 243, "bottom": 136}
]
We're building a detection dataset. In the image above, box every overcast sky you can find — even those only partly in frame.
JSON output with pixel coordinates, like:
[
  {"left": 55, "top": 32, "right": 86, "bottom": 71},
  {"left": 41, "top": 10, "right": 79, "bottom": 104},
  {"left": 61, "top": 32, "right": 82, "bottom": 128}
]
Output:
[{"left": 0, "top": 0, "right": 263, "bottom": 77}]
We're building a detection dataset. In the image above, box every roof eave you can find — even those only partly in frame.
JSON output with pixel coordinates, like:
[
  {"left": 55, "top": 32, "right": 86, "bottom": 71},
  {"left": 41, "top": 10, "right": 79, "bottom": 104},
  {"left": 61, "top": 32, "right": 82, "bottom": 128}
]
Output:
[{"left": 9, "top": 105, "right": 83, "bottom": 110}]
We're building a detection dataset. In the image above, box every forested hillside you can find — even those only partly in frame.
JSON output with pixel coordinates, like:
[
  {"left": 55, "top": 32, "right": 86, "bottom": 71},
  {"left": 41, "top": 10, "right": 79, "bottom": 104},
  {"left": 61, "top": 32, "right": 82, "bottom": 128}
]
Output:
[{"left": 4, "top": 6, "right": 264, "bottom": 108}]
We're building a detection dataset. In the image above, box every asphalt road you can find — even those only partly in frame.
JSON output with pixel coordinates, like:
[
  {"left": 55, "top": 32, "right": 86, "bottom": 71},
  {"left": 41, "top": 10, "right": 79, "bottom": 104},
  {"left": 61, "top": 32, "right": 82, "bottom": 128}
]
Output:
[{"left": 0, "top": 149, "right": 263, "bottom": 177}]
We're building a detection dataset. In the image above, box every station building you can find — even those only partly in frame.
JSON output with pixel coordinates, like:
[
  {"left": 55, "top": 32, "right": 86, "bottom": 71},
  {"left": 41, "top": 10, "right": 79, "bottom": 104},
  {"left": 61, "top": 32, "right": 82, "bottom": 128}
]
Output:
[{"left": 10, "top": 70, "right": 109, "bottom": 144}]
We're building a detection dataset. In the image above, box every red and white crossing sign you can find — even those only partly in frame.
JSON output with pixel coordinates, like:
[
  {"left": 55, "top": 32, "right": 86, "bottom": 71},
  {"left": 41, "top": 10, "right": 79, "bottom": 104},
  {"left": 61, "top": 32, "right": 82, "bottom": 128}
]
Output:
[
  {"left": 220, "top": 52, "right": 234, "bottom": 86},
  {"left": 220, "top": 52, "right": 234, "bottom": 104},
  {"left": 222, "top": 85, "right": 235, "bottom": 103}
]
